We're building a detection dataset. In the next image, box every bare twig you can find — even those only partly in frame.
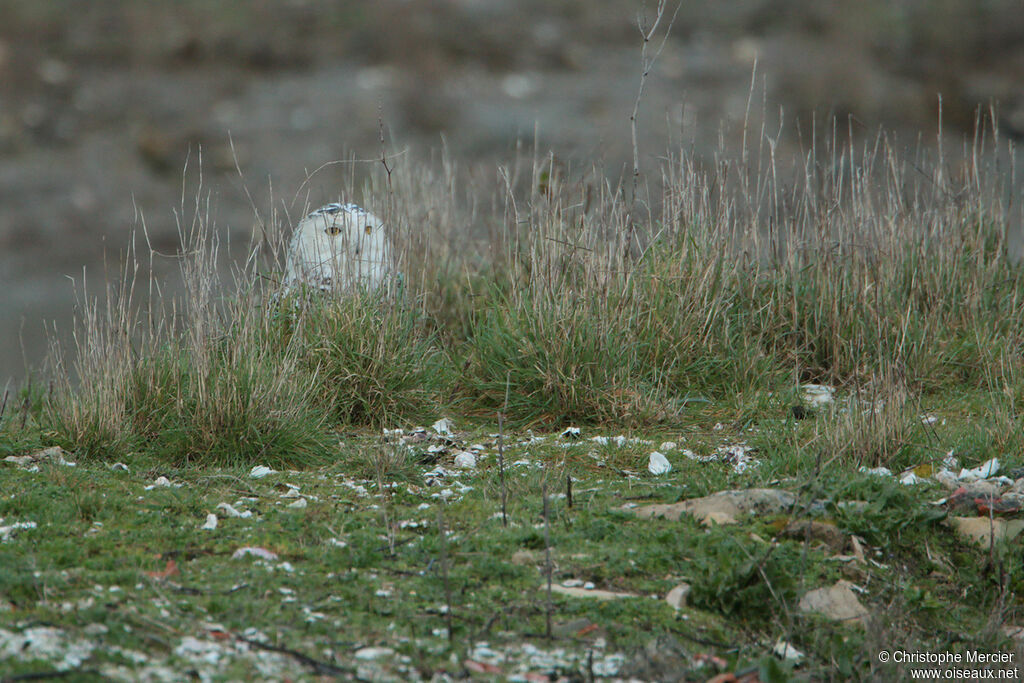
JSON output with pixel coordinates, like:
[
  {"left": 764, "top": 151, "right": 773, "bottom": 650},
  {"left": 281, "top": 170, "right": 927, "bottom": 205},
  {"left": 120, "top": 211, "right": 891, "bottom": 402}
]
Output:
[
  {"left": 19, "top": 395, "right": 29, "bottom": 431},
  {"left": 376, "top": 462, "right": 396, "bottom": 558},
  {"left": 498, "top": 412, "right": 508, "bottom": 527},
  {"left": 235, "top": 634, "right": 352, "bottom": 677},
  {"left": 498, "top": 374, "right": 510, "bottom": 526},
  {"left": 227, "top": 131, "right": 269, "bottom": 264},
  {"left": 629, "top": 0, "right": 679, "bottom": 200},
  {"left": 379, "top": 114, "right": 395, "bottom": 186},
  {"left": 542, "top": 482, "right": 553, "bottom": 639}
]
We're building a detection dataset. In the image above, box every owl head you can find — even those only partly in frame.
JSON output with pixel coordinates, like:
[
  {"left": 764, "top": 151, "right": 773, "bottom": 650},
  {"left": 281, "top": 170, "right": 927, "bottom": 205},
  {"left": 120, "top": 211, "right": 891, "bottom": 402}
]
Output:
[{"left": 284, "top": 203, "right": 393, "bottom": 293}]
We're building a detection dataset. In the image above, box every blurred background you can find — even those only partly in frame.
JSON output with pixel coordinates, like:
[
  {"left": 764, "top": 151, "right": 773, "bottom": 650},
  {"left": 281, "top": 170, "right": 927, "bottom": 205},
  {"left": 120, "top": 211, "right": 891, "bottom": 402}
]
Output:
[{"left": 2, "top": 0, "right": 1024, "bottom": 388}]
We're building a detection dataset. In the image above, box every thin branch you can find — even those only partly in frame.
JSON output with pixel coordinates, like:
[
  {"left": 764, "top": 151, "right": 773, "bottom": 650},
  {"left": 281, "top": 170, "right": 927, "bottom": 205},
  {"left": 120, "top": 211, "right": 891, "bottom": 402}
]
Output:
[
  {"left": 630, "top": 0, "right": 680, "bottom": 199},
  {"left": 235, "top": 635, "right": 352, "bottom": 677}
]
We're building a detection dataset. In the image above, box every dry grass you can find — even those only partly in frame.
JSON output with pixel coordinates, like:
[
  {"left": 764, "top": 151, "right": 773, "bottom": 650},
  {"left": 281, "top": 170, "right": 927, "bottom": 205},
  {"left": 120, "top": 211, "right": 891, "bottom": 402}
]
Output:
[{"left": 19, "top": 108, "right": 1022, "bottom": 470}]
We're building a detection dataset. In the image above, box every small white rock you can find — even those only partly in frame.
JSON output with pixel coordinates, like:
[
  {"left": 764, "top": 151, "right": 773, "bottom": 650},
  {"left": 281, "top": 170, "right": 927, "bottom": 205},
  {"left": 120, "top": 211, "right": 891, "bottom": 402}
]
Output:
[
  {"left": 899, "top": 472, "right": 926, "bottom": 486},
  {"left": 232, "top": 546, "right": 278, "bottom": 561},
  {"left": 200, "top": 514, "right": 218, "bottom": 531},
  {"left": 453, "top": 451, "right": 477, "bottom": 469},
  {"left": 249, "top": 465, "right": 277, "bottom": 479},
  {"left": 0, "top": 521, "right": 37, "bottom": 542},
  {"left": 659, "top": 441, "right": 677, "bottom": 451},
  {"left": 859, "top": 466, "right": 892, "bottom": 477},
  {"left": 216, "top": 502, "right": 251, "bottom": 518},
  {"left": 355, "top": 646, "right": 395, "bottom": 660},
  {"left": 153, "top": 476, "right": 172, "bottom": 487},
  {"left": 648, "top": 451, "right": 672, "bottom": 475},
  {"left": 665, "top": 582, "right": 691, "bottom": 610},
  {"left": 286, "top": 498, "right": 308, "bottom": 510}
]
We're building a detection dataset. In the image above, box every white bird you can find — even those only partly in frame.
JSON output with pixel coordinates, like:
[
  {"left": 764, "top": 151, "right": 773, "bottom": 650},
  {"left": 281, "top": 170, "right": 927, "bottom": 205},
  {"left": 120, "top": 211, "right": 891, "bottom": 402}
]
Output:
[{"left": 284, "top": 202, "right": 394, "bottom": 294}]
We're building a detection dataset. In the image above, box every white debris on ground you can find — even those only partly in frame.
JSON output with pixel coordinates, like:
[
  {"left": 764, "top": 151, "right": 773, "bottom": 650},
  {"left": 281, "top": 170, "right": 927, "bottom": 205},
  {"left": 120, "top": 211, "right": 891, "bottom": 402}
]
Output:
[
  {"left": 3, "top": 446, "right": 77, "bottom": 471},
  {"left": 675, "top": 443, "right": 758, "bottom": 474},
  {"left": 215, "top": 502, "right": 253, "bottom": 519},
  {"left": 0, "top": 519, "right": 36, "bottom": 542},
  {"left": 431, "top": 417, "right": 454, "bottom": 435},
  {"left": 859, "top": 455, "right": 1007, "bottom": 488},
  {"left": 170, "top": 629, "right": 302, "bottom": 679},
  {"left": 453, "top": 450, "right": 477, "bottom": 469},
  {"left": 714, "top": 444, "right": 757, "bottom": 473},
  {"left": 232, "top": 546, "right": 279, "bottom": 561},
  {"left": 249, "top": 465, "right": 277, "bottom": 479},
  {"left": 144, "top": 476, "right": 181, "bottom": 490},
  {"left": 591, "top": 434, "right": 652, "bottom": 447},
  {"left": 0, "top": 626, "right": 94, "bottom": 671},
  {"left": 852, "top": 451, "right": 1024, "bottom": 545},
  {"left": 772, "top": 638, "right": 806, "bottom": 663},
  {"left": 647, "top": 451, "right": 672, "bottom": 475},
  {"left": 800, "top": 384, "right": 836, "bottom": 407},
  {"left": 469, "top": 640, "right": 627, "bottom": 679},
  {"left": 957, "top": 457, "right": 1001, "bottom": 482}
]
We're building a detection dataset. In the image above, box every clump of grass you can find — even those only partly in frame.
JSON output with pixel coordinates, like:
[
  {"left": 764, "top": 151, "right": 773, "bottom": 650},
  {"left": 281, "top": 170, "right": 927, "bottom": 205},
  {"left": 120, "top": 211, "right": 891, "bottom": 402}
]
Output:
[
  {"left": 350, "top": 439, "right": 417, "bottom": 484},
  {"left": 29, "top": 110, "right": 1024, "bottom": 457},
  {"left": 740, "top": 130, "right": 1024, "bottom": 391},
  {"left": 813, "top": 366, "right": 922, "bottom": 470},
  {"left": 126, "top": 343, "right": 330, "bottom": 468},
  {"left": 686, "top": 525, "right": 802, "bottom": 618},
  {"left": 455, "top": 155, "right": 773, "bottom": 425},
  {"left": 42, "top": 191, "right": 332, "bottom": 468},
  {"left": 283, "top": 292, "right": 453, "bottom": 427}
]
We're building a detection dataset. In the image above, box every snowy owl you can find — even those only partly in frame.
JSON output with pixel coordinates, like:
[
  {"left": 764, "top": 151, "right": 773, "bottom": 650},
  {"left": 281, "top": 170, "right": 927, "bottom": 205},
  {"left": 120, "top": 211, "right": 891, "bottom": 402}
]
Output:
[{"left": 284, "top": 202, "right": 394, "bottom": 294}]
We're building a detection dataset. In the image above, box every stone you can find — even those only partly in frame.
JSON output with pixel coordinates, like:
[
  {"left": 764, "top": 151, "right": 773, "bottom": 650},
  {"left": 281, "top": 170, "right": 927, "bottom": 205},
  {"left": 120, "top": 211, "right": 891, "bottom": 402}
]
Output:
[
  {"left": 549, "top": 584, "right": 637, "bottom": 600},
  {"left": 798, "top": 580, "right": 869, "bottom": 625},
  {"left": 665, "top": 583, "right": 691, "bottom": 610},
  {"left": 622, "top": 488, "right": 795, "bottom": 525},
  {"left": 948, "top": 516, "right": 1024, "bottom": 547},
  {"left": 647, "top": 451, "right": 672, "bottom": 475}
]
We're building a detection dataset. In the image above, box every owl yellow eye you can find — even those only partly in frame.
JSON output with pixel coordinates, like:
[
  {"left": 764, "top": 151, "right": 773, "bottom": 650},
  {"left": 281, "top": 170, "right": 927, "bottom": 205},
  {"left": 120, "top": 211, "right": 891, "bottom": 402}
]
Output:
[
  {"left": 364, "top": 224, "right": 373, "bottom": 235},
  {"left": 325, "top": 225, "right": 342, "bottom": 236}
]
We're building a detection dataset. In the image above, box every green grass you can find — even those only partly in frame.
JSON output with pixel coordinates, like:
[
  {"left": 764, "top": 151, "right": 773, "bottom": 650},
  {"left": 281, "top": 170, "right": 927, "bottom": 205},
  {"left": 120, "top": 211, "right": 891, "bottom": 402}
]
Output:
[
  {"left": 3, "top": 121, "right": 1024, "bottom": 679},
  {"left": 1, "top": 418, "right": 1020, "bottom": 680}
]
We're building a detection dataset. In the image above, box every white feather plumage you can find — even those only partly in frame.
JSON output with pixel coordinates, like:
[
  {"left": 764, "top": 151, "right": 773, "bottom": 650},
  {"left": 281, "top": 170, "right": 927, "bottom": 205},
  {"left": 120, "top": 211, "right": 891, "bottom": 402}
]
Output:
[{"left": 284, "top": 203, "right": 393, "bottom": 293}]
